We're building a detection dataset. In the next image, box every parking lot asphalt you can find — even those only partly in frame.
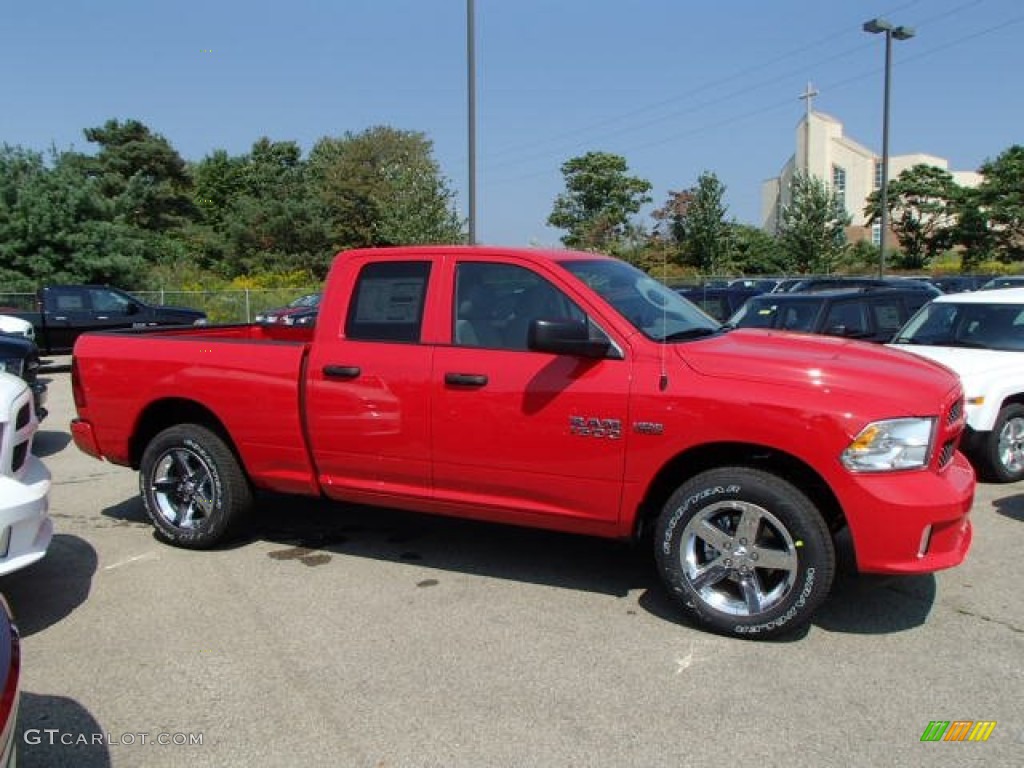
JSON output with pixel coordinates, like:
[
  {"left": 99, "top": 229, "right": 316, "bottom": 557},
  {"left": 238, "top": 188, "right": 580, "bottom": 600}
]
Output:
[{"left": 6, "top": 365, "right": 1023, "bottom": 767}]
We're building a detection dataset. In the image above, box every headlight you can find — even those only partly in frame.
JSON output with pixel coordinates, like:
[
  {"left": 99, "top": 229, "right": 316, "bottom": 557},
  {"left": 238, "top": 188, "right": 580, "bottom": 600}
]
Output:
[
  {"left": 0, "top": 358, "right": 24, "bottom": 377},
  {"left": 840, "top": 417, "right": 935, "bottom": 472},
  {"left": 193, "top": 317, "right": 208, "bottom": 326}
]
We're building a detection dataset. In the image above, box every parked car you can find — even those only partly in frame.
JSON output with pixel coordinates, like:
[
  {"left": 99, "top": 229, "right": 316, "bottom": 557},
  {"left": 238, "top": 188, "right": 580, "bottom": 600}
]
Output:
[
  {"left": 676, "top": 286, "right": 763, "bottom": 322},
  {"left": 0, "top": 594, "right": 19, "bottom": 766},
  {"left": 889, "top": 286, "right": 1024, "bottom": 482},
  {"left": 71, "top": 245, "right": 973, "bottom": 639},
  {"left": 922, "top": 275, "right": 994, "bottom": 294},
  {"left": 726, "top": 286, "right": 936, "bottom": 343},
  {"left": 784, "top": 276, "right": 941, "bottom": 295},
  {"left": 282, "top": 307, "right": 318, "bottom": 327},
  {"left": 0, "top": 315, "right": 34, "bottom": 341},
  {"left": 1, "top": 284, "right": 207, "bottom": 355},
  {"left": 0, "top": 371, "right": 52, "bottom": 576},
  {"left": 254, "top": 292, "right": 321, "bottom": 324},
  {"left": 980, "top": 275, "right": 1024, "bottom": 290},
  {"left": 0, "top": 334, "right": 46, "bottom": 420}
]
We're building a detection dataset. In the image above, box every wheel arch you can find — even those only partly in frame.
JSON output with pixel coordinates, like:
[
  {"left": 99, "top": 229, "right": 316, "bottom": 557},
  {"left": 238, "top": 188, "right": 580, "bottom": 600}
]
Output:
[
  {"left": 130, "top": 398, "right": 240, "bottom": 471},
  {"left": 633, "top": 442, "right": 845, "bottom": 541}
]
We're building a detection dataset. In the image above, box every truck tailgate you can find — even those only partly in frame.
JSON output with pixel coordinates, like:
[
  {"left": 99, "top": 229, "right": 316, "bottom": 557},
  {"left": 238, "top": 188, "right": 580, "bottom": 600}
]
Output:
[{"left": 73, "top": 326, "right": 318, "bottom": 496}]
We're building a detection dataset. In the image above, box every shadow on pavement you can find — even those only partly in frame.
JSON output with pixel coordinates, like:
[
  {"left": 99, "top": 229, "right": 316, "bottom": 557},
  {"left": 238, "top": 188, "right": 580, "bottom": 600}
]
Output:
[
  {"left": 246, "top": 493, "right": 936, "bottom": 638},
  {"left": 33, "top": 429, "right": 72, "bottom": 458},
  {"left": 1, "top": 534, "right": 97, "bottom": 637},
  {"left": 992, "top": 492, "right": 1024, "bottom": 522},
  {"left": 17, "top": 692, "right": 111, "bottom": 768}
]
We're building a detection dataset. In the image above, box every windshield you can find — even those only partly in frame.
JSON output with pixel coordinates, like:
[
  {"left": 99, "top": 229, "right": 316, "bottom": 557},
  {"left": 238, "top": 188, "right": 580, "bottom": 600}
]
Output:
[
  {"left": 729, "top": 297, "right": 823, "bottom": 332},
  {"left": 894, "top": 302, "right": 1024, "bottom": 351},
  {"left": 558, "top": 259, "right": 720, "bottom": 342}
]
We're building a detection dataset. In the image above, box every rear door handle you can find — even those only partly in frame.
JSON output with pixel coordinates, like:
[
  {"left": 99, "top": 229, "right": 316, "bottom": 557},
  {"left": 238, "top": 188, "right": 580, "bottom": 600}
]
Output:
[
  {"left": 323, "top": 365, "right": 361, "bottom": 380},
  {"left": 445, "top": 372, "right": 488, "bottom": 387}
]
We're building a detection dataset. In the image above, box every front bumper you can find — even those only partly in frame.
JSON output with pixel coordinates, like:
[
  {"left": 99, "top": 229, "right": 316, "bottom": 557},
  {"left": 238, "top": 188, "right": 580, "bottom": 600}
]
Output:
[
  {"left": 0, "top": 454, "right": 53, "bottom": 576},
  {"left": 839, "top": 450, "right": 974, "bottom": 574}
]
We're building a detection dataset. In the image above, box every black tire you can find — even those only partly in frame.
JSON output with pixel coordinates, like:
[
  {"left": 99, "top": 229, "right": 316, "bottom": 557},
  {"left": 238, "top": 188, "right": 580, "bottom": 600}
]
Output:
[
  {"left": 655, "top": 467, "right": 834, "bottom": 639},
  {"left": 978, "top": 404, "right": 1024, "bottom": 483},
  {"left": 139, "top": 424, "right": 253, "bottom": 549}
]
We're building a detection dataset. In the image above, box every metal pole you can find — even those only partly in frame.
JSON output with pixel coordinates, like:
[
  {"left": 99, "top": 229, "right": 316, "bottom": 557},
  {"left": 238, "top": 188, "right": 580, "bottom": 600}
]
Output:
[
  {"left": 467, "top": 0, "right": 477, "bottom": 245},
  {"left": 877, "top": 30, "right": 893, "bottom": 277}
]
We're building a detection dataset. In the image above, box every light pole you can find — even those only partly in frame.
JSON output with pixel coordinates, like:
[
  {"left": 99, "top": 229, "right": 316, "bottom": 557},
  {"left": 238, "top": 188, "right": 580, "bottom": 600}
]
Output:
[
  {"left": 467, "top": 0, "right": 477, "bottom": 245},
  {"left": 863, "top": 17, "right": 914, "bottom": 277}
]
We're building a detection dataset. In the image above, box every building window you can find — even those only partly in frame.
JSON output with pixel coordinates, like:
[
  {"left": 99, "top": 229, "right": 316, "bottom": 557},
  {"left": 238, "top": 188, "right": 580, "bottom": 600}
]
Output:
[
  {"left": 871, "top": 221, "right": 881, "bottom": 246},
  {"left": 873, "top": 160, "right": 883, "bottom": 190},
  {"left": 831, "top": 164, "right": 847, "bottom": 211}
]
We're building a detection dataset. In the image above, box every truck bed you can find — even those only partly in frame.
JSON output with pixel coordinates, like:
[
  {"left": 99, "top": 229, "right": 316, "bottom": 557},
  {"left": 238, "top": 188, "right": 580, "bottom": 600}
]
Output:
[{"left": 73, "top": 324, "right": 319, "bottom": 496}]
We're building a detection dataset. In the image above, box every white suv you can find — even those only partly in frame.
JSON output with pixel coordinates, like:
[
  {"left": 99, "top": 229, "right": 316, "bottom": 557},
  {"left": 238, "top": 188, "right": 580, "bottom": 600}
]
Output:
[
  {"left": 0, "top": 371, "right": 52, "bottom": 574},
  {"left": 889, "top": 286, "right": 1024, "bottom": 482}
]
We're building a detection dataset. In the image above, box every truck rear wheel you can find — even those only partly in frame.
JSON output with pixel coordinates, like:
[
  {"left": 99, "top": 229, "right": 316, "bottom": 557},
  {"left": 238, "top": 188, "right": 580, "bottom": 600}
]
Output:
[
  {"left": 979, "top": 404, "right": 1024, "bottom": 483},
  {"left": 139, "top": 424, "right": 253, "bottom": 549},
  {"left": 655, "top": 467, "right": 834, "bottom": 639}
]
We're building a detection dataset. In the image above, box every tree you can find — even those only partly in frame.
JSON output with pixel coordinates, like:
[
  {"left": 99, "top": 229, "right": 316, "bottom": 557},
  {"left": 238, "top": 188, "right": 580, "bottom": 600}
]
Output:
[
  {"left": 952, "top": 187, "right": 996, "bottom": 269},
  {"left": 976, "top": 145, "right": 1024, "bottom": 261},
  {"left": 0, "top": 145, "right": 151, "bottom": 289},
  {"left": 308, "top": 126, "right": 463, "bottom": 250},
  {"left": 81, "top": 118, "right": 196, "bottom": 233},
  {"left": 864, "top": 164, "right": 957, "bottom": 269},
  {"left": 652, "top": 172, "right": 730, "bottom": 273},
  {"left": 778, "top": 171, "right": 850, "bottom": 273},
  {"left": 728, "top": 223, "right": 790, "bottom": 275},
  {"left": 548, "top": 151, "right": 652, "bottom": 251}
]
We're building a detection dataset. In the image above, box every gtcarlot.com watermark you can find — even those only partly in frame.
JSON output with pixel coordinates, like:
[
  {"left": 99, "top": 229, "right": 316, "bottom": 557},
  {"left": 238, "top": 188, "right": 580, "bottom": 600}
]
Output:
[{"left": 24, "top": 729, "right": 204, "bottom": 747}]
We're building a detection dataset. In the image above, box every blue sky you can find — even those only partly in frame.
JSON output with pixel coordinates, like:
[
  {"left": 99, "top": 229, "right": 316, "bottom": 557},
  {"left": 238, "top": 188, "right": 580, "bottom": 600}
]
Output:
[{"left": 1, "top": 0, "right": 1020, "bottom": 246}]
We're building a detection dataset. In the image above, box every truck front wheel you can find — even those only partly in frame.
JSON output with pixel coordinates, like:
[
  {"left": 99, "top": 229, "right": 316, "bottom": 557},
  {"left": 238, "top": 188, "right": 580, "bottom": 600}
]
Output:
[
  {"left": 139, "top": 424, "right": 253, "bottom": 549},
  {"left": 979, "top": 404, "right": 1024, "bottom": 483},
  {"left": 655, "top": 467, "right": 834, "bottom": 639}
]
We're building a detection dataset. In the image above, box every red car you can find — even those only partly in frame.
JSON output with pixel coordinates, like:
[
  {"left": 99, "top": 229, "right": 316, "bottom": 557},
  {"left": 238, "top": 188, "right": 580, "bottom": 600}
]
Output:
[
  {"left": 254, "top": 293, "right": 321, "bottom": 324},
  {"left": 0, "top": 595, "right": 19, "bottom": 766}
]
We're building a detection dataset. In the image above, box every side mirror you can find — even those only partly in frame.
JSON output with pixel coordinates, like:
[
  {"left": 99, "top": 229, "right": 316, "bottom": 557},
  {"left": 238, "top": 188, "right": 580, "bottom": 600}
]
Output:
[
  {"left": 125, "top": 303, "right": 140, "bottom": 316},
  {"left": 528, "top": 319, "right": 611, "bottom": 359}
]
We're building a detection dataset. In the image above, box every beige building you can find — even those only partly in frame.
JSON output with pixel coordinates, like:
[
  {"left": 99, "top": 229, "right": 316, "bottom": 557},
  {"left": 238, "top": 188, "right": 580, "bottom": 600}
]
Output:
[{"left": 761, "top": 110, "right": 982, "bottom": 244}]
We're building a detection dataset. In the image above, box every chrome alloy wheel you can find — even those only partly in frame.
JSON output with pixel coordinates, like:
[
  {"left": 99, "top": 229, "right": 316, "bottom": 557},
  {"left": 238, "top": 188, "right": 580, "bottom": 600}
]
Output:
[
  {"left": 997, "top": 414, "right": 1024, "bottom": 475},
  {"left": 149, "top": 447, "right": 216, "bottom": 529},
  {"left": 679, "top": 500, "right": 799, "bottom": 617}
]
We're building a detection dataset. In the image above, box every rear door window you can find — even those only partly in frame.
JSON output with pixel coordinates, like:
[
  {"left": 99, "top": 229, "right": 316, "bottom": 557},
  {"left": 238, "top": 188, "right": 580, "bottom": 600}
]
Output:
[{"left": 345, "top": 261, "right": 431, "bottom": 343}]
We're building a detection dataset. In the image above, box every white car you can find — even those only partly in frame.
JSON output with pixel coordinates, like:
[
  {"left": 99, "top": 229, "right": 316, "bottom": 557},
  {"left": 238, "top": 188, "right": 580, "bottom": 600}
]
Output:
[
  {"left": 0, "top": 315, "right": 34, "bottom": 341},
  {"left": 889, "top": 286, "right": 1024, "bottom": 482},
  {"left": 0, "top": 372, "right": 52, "bottom": 575}
]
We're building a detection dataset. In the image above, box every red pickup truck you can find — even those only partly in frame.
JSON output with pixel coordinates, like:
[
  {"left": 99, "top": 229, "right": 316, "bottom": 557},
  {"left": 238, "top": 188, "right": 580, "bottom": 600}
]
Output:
[{"left": 70, "top": 246, "right": 974, "bottom": 638}]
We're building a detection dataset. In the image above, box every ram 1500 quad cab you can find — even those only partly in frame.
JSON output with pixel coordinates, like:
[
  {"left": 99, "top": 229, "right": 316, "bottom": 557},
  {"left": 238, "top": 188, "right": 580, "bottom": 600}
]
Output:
[{"left": 70, "top": 247, "right": 974, "bottom": 638}]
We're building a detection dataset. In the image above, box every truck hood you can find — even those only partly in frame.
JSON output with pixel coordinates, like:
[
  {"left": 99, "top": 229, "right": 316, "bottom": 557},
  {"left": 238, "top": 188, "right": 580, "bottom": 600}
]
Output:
[
  {"left": 678, "top": 329, "right": 958, "bottom": 411},
  {"left": 885, "top": 344, "right": 1023, "bottom": 395}
]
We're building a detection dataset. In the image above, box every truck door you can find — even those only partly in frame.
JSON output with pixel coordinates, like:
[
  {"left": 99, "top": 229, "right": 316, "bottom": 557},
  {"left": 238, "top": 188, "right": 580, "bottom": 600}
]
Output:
[
  {"left": 432, "top": 258, "right": 630, "bottom": 529},
  {"left": 305, "top": 258, "right": 435, "bottom": 505},
  {"left": 40, "top": 287, "right": 91, "bottom": 352}
]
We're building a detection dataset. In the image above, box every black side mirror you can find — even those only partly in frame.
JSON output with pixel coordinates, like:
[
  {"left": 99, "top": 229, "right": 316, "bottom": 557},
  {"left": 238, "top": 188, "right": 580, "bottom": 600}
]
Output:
[
  {"left": 125, "top": 303, "right": 140, "bottom": 316},
  {"left": 528, "top": 319, "right": 611, "bottom": 359}
]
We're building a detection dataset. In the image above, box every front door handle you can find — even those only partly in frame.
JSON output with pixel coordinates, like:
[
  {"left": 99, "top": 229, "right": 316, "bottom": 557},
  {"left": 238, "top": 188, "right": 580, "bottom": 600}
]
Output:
[
  {"left": 323, "top": 365, "right": 361, "bottom": 380},
  {"left": 445, "top": 372, "right": 488, "bottom": 387}
]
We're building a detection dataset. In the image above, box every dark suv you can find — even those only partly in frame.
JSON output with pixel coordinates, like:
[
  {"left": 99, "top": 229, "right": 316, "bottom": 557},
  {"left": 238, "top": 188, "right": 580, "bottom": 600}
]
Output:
[
  {"left": 726, "top": 286, "right": 937, "bottom": 343},
  {"left": 0, "top": 334, "right": 46, "bottom": 419}
]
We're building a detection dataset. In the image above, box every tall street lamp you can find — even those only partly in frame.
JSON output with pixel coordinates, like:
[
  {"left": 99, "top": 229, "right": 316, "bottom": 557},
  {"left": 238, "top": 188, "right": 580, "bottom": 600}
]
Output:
[
  {"left": 863, "top": 17, "right": 914, "bottom": 276},
  {"left": 467, "top": 0, "right": 477, "bottom": 245}
]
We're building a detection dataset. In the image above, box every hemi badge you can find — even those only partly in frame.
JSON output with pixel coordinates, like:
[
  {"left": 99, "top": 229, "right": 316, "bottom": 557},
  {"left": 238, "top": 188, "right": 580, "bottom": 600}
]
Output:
[{"left": 633, "top": 422, "right": 664, "bottom": 435}]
